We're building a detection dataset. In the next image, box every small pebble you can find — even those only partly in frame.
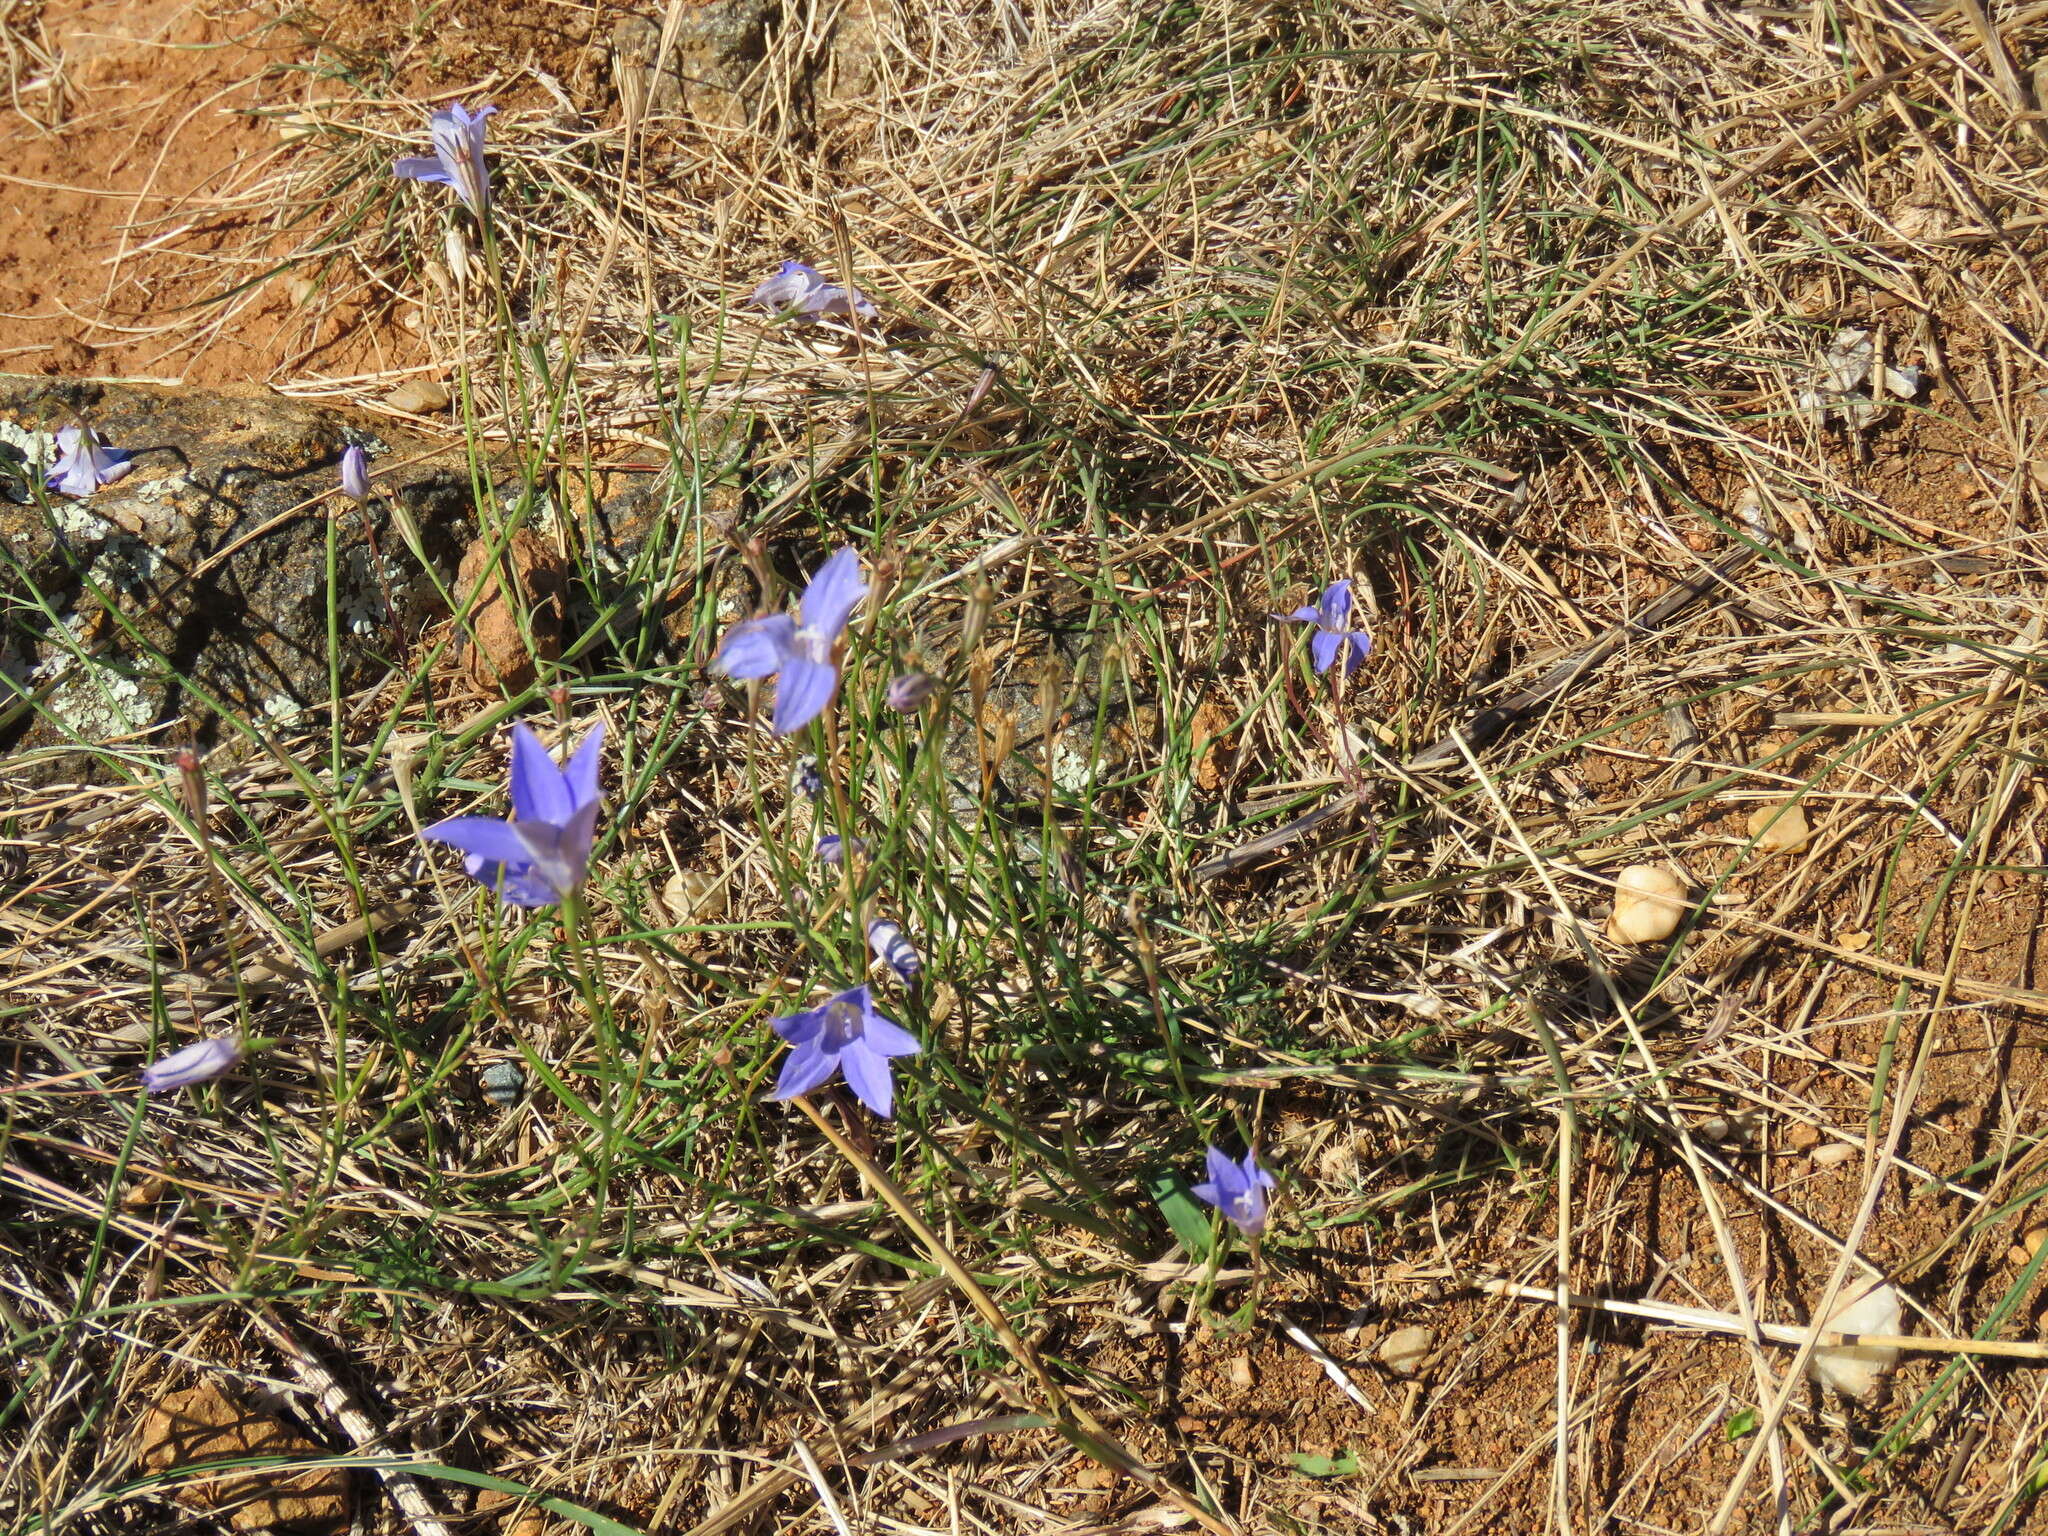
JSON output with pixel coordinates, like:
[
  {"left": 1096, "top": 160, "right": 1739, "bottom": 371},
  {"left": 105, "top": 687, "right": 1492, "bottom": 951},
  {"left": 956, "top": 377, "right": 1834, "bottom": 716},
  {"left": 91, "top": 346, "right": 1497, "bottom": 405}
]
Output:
[
  {"left": 1810, "top": 1142, "right": 1858, "bottom": 1168},
  {"left": 1377, "top": 1325, "right": 1434, "bottom": 1378},
  {"left": 386, "top": 379, "right": 451, "bottom": 414},
  {"left": 1785, "top": 1121, "right": 1823, "bottom": 1151},
  {"left": 1607, "top": 864, "right": 1690, "bottom": 945},
  {"left": 480, "top": 1060, "right": 524, "bottom": 1106},
  {"left": 1747, "top": 800, "right": 1811, "bottom": 853},
  {"left": 2011, "top": 1227, "right": 2048, "bottom": 1267},
  {"left": 665, "top": 868, "right": 729, "bottom": 920}
]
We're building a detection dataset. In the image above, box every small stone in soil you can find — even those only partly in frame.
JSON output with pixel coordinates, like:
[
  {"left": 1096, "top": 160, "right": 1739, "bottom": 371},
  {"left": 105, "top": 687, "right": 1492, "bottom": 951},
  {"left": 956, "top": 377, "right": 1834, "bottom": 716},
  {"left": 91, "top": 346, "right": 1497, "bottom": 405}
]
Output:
[{"left": 386, "top": 379, "right": 451, "bottom": 414}]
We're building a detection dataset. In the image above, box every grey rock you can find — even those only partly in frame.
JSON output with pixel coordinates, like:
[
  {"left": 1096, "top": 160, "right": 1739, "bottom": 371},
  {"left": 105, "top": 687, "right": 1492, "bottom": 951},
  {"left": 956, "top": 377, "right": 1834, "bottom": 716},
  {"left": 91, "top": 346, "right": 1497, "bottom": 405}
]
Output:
[
  {"left": 0, "top": 378, "right": 470, "bottom": 773},
  {"left": 611, "top": 7, "right": 776, "bottom": 127}
]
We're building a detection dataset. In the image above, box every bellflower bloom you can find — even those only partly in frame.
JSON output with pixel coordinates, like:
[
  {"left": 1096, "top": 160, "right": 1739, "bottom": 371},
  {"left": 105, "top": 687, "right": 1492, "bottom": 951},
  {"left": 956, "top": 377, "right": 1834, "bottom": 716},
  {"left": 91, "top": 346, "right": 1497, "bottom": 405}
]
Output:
[
  {"left": 885, "top": 671, "right": 933, "bottom": 712},
  {"left": 866, "top": 919, "right": 921, "bottom": 982},
  {"left": 768, "top": 983, "right": 921, "bottom": 1118},
  {"left": 393, "top": 101, "right": 495, "bottom": 215},
  {"left": 711, "top": 547, "right": 867, "bottom": 735},
  {"left": 46, "top": 427, "right": 132, "bottom": 497},
  {"left": 1191, "top": 1146, "right": 1276, "bottom": 1238},
  {"left": 816, "top": 834, "right": 867, "bottom": 865},
  {"left": 1272, "top": 579, "right": 1373, "bottom": 677},
  {"left": 340, "top": 445, "right": 372, "bottom": 503},
  {"left": 750, "top": 260, "right": 879, "bottom": 321},
  {"left": 141, "top": 1034, "right": 242, "bottom": 1093},
  {"left": 421, "top": 722, "right": 604, "bottom": 907}
]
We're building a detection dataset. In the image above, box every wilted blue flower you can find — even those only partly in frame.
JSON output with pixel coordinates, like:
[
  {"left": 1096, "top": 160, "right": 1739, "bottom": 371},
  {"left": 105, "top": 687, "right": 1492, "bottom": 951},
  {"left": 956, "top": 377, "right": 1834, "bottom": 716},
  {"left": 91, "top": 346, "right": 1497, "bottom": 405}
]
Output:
[
  {"left": 816, "top": 834, "right": 867, "bottom": 865},
  {"left": 866, "top": 918, "right": 921, "bottom": 982},
  {"left": 791, "top": 755, "right": 824, "bottom": 800},
  {"left": 711, "top": 547, "right": 867, "bottom": 735},
  {"left": 885, "top": 671, "right": 933, "bottom": 712},
  {"left": 394, "top": 101, "right": 495, "bottom": 215},
  {"left": 750, "top": 260, "right": 879, "bottom": 321},
  {"left": 340, "top": 445, "right": 372, "bottom": 503},
  {"left": 421, "top": 722, "right": 603, "bottom": 907},
  {"left": 768, "top": 983, "right": 921, "bottom": 1118},
  {"left": 1191, "top": 1146, "right": 1275, "bottom": 1237},
  {"left": 1272, "top": 579, "right": 1372, "bottom": 676},
  {"left": 46, "top": 427, "right": 132, "bottom": 497},
  {"left": 142, "top": 1034, "right": 241, "bottom": 1093}
]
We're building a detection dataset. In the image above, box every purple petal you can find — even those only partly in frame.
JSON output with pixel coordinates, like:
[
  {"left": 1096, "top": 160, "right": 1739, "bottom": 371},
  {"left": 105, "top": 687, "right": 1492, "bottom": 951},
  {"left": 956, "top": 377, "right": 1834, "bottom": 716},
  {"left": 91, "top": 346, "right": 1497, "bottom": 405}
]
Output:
[
  {"left": 562, "top": 723, "right": 605, "bottom": 812},
  {"left": 340, "top": 445, "right": 372, "bottom": 502},
  {"left": 93, "top": 446, "right": 132, "bottom": 487},
  {"left": 47, "top": 447, "right": 98, "bottom": 498},
  {"left": 508, "top": 724, "right": 573, "bottom": 826},
  {"left": 511, "top": 816, "right": 589, "bottom": 899},
  {"left": 394, "top": 155, "right": 455, "bottom": 186},
  {"left": 860, "top": 1013, "right": 922, "bottom": 1057},
  {"left": 753, "top": 261, "right": 824, "bottom": 311},
  {"left": 1190, "top": 1180, "right": 1222, "bottom": 1208},
  {"left": 1310, "top": 629, "right": 1343, "bottom": 674},
  {"left": 1231, "top": 1191, "right": 1269, "bottom": 1236},
  {"left": 1343, "top": 633, "right": 1373, "bottom": 676},
  {"left": 559, "top": 795, "right": 601, "bottom": 879},
  {"left": 838, "top": 1042, "right": 896, "bottom": 1118},
  {"left": 141, "top": 1035, "right": 242, "bottom": 1093},
  {"left": 771, "top": 1003, "right": 827, "bottom": 1046},
  {"left": 429, "top": 102, "right": 493, "bottom": 213},
  {"left": 799, "top": 548, "right": 866, "bottom": 639},
  {"left": 1202, "top": 1146, "right": 1241, "bottom": 1195},
  {"left": 1244, "top": 1153, "right": 1276, "bottom": 1189},
  {"left": 495, "top": 867, "right": 562, "bottom": 907},
  {"left": 712, "top": 614, "right": 797, "bottom": 679},
  {"left": 1317, "top": 579, "right": 1353, "bottom": 628},
  {"left": 1272, "top": 606, "right": 1320, "bottom": 625},
  {"left": 810, "top": 284, "right": 879, "bottom": 320},
  {"left": 771, "top": 656, "right": 840, "bottom": 735},
  {"left": 421, "top": 815, "right": 531, "bottom": 868},
  {"left": 768, "top": 1040, "right": 842, "bottom": 1101}
]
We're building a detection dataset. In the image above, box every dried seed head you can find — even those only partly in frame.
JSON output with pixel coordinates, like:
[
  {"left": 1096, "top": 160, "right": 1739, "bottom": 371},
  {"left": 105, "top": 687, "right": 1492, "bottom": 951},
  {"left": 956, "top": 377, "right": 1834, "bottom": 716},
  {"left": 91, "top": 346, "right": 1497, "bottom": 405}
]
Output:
[{"left": 173, "top": 746, "right": 207, "bottom": 823}]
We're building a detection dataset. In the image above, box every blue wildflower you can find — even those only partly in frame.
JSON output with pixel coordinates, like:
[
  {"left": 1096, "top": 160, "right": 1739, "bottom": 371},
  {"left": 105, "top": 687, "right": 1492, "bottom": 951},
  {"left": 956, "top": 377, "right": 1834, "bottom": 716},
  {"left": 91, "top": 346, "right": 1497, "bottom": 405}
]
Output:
[
  {"left": 421, "top": 722, "right": 603, "bottom": 907},
  {"left": 768, "top": 983, "right": 921, "bottom": 1118},
  {"left": 711, "top": 547, "right": 867, "bottom": 735},
  {"left": 1191, "top": 1146, "right": 1275, "bottom": 1237},
  {"left": 1272, "top": 579, "right": 1372, "bottom": 676},
  {"left": 46, "top": 427, "right": 132, "bottom": 497},
  {"left": 394, "top": 101, "right": 495, "bottom": 215}
]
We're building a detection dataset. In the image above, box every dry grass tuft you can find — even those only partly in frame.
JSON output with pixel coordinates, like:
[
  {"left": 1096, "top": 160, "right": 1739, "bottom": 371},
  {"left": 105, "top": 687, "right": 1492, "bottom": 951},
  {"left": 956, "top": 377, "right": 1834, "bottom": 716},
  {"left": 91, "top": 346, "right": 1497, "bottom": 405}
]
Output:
[{"left": 15, "top": 0, "right": 2048, "bottom": 1531}]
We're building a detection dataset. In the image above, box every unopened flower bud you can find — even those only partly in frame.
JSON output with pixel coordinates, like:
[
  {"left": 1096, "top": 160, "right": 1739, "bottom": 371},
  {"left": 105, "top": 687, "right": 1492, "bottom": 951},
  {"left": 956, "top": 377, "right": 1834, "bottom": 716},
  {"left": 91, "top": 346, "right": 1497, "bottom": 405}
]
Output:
[
  {"left": 141, "top": 1034, "right": 243, "bottom": 1094},
  {"left": 173, "top": 745, "right": 207, "bottom": 823},
  {"left": 960, "top": 579, "right": 995, "bottom": 654},
  {"left": 866, "top": 919, "right": 921, "bottom": 982},
  {"left": 339, "top": 444, "right": 372, "bottom": 503},
  {"left": 445, "top": 223, "right": 471, "bottom": 287},
  {"left": 886, "top": 671, "right": 934, "bottom": 712}
]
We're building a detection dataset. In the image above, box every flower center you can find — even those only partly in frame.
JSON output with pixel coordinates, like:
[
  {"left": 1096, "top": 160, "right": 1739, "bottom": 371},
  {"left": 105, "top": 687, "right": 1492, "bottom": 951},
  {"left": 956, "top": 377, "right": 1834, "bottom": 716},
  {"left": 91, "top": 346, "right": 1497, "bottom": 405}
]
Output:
[
  {"left": 793, "top": 627, "right": 835, "bottom": 666},
  {"left": 820, "top": 998, "right": 865, "bottom": 1049}
]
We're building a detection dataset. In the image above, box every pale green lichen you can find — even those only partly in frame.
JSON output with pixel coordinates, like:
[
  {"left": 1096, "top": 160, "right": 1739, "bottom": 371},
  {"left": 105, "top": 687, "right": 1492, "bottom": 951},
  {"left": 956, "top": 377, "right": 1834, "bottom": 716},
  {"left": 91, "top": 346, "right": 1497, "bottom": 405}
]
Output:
[{"left": 35, "top": 619, "right": 153, "bottom": 741}]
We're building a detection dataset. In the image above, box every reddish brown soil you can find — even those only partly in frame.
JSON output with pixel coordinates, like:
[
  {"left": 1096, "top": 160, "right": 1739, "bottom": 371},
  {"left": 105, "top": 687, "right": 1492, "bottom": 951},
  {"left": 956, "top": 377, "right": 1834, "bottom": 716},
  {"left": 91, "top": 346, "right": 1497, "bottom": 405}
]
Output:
[{"left": 0, "top": 0, "right": 602, "bottom": 386}]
